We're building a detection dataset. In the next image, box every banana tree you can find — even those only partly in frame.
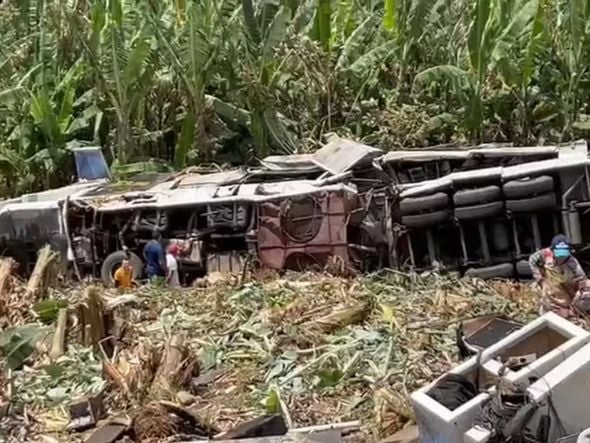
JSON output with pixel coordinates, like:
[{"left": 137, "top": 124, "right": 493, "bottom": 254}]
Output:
[
  {"left": 279, "top": 1, "right": 396, "bottom": 138},
  {"left": 545, "top": 0, "right": 590, "bottom": 139},
  {"left": 75, "top": 0, "right": 156, "bottom": 165},
  {"left": 414, "top": 0, "right": 526, "bottom": 141},
  {"left": 146, "top": 0, "right": 246, "bottom": 166},
  {"left": 0, "top": 0, "right": 99, "bottom": 191},
  {"left": 490, "top": 0, "right": 545, "bottom": 141},
  {"left": 383, "top": 0, "right": 440, "bottom": 85},
  {"left": 21, "top": 59, "right": 101, "bottom": 189},
  {"left": 312, "top": 0, "right": 332, "bottom": 51},
  {"left": 238, "top": 0, "right": 298, "bottom": 157}
]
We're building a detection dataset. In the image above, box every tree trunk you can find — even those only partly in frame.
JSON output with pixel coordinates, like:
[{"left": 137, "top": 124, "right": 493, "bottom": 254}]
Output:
[
  {"left": 82, "top": 286, "right": 113, "bottom": 357},
  {"left": 117, "top": 116, "right": 134, "bottom": 165},
  {"left": 49, "top": 308, "right": 68, "bottom": 360},
  {"left": 0, "top": 258, "right": 15, "bottom": 316},
  {"left": 27, "top": 245, "right": 59, "bottom": 300},
  {"left": 151, "top": 333, "right": 196, "bottom": 399}
]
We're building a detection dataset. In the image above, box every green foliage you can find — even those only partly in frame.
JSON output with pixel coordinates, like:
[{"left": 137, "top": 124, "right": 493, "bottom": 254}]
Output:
[
  {"left": 33, "top": 299, "right": 68, "bottom": 324},
  {"left": 265, "top": 386, "right": 281, "bottom": 413},
  {"left": 111, "top": 159, "right": 173, "bottom": 180},
  {"left": 0, "top": 324, "right": 48, "bottom": 370},
  {"left": 313, "top": 0, "right": 332, "bottom": 51},
  {"left": 1, "top": 0, "right": 590, "bottom": 196}
]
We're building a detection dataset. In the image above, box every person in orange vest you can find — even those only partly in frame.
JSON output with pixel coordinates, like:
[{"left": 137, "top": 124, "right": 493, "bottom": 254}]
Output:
[
  {"left": 529, "top": 234, "right": 586, "bottom": 317},
  {"left": 113, "top": 259, "right": 136, "bottom": 289}
]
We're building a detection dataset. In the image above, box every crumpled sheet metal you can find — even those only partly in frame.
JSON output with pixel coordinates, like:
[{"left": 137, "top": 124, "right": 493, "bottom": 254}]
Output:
[{"left": 257, "top": 191, "right": 349, "bottom": 270}]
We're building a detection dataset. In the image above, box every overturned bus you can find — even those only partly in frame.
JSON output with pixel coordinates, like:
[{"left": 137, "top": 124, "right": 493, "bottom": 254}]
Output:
[{"left": 1, "top": 138, "right": 590, "bottom": 284}]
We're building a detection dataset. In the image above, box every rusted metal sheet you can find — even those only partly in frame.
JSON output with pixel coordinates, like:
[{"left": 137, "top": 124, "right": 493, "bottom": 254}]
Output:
[
  {"left": 257, "top": 191, "right": 349, "bottom": 270},
  {"left": 312, "top": 138, "right": 382, "bottom": 175}
]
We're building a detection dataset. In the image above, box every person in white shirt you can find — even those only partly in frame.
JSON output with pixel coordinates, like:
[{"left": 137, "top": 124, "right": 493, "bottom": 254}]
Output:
[{"left": 165, "top": 244, "right": 180, "bottom": 288}]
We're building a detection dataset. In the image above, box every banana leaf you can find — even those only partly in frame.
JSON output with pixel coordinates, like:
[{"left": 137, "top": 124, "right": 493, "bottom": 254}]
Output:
[
  {"left": 33, "top": 299, "right": 68, "bottom": 324},
  {"left": 0, "top": 324, "right": 48, "bottom": 370}
]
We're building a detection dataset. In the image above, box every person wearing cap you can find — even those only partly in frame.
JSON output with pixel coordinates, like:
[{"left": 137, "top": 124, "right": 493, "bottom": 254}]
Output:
[{"left": 529, "top": 234, "right": 587, "bottom": 317}]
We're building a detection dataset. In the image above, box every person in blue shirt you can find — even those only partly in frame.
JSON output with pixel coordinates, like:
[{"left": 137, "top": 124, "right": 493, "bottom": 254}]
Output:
[{"left": 143, "top": 229, "right": 167, "bottom": 281}]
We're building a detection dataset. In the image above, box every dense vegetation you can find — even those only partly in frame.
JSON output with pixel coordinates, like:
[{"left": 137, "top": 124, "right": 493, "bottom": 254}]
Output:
[{"left": 0, "top": 0, "right": 589, "bottom": 195}]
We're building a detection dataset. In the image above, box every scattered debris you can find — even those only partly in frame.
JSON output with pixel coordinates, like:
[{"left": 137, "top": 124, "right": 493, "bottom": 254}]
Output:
[
  {"left": 133, "top": 401, "right": 216, "bottom": 442},
  {"left": 191, "top": 368, "right": 226, "bottom": 391},
  {"left": 305, "top": 301, "right": 369, "bottom": 334},
  {"left": 150, "top": 333, "right": 198, "bottom": 399},
  {"left": 67, "top": 393, "right": 104, "bottom": 432},
  {"left": 133, "top": 402, "right": 183, "bottom": 443},
  {"left": 456, "top": 315, "right": 522, "bottom": 359},
  {"left": 289, "top": 421, "right": 360, "bottom": 435},
  {"left": 0, "top": 267, "right": 541, "bottom": 442},
  {"left": 412, "top": 312, "right": 590, "bottom": 442},
  {"left": 85, "top": 422, "right": 127, "bottom": 443},
  {"left": 217, "top": 415, "right": 288, "bottom": 440},
  {"left": 215, "top": 432, "right": 342, "bottom": 443},
  {"left": 379, "top": 425, "right": 419, "bottom": 443}
]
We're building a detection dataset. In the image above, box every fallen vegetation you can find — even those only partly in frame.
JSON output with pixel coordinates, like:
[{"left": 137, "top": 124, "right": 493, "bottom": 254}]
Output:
[{"left": 0, "top": 262, "right": 539, "bottom": 442}]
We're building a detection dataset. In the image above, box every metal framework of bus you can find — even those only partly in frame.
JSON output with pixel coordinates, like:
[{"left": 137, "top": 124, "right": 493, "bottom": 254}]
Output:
[{"left": 1, "top": 138, "right": 589, "bottom": 283}]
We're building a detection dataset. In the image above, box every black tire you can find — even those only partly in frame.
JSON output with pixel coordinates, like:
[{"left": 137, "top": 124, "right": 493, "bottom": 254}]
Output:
[
  {"left": 516, "top": 260, "right": 532, "bottom": 277},
  {"left": 506, "top": 193, "right": 557, "bottom": 213},
  {"left": 503, "top": 176, "right": 554, "bottom": 199},
  {"left": 453, "top": 186, "right": 501, "bottom": 207},
  {"left": 400, "top": 193, "right": 449, "bottom": 215},
  {"left": 455, "top": 201, "right": 504, "bottom": 221},
  {"left": 464, "top": 263, "right": 514, "bottom": 279},
  {"left": 402, "top": 210, "right": 451, "bottom": 228},
  {"left": 101, "top": 250, "right": 143, "bottom": 286}
]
